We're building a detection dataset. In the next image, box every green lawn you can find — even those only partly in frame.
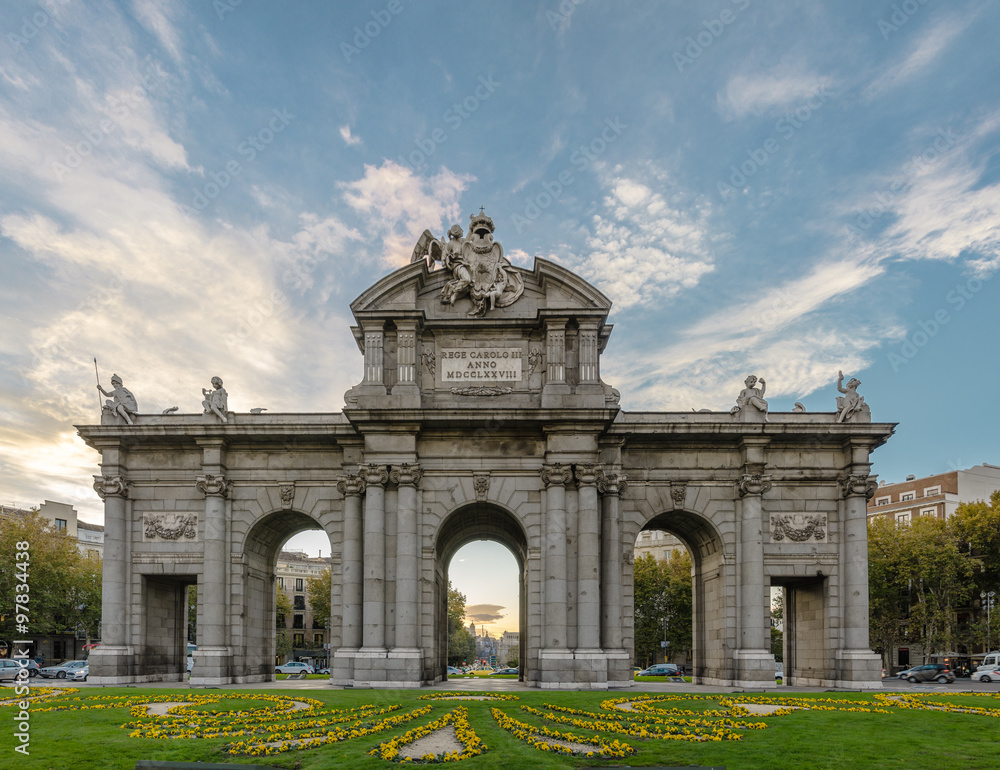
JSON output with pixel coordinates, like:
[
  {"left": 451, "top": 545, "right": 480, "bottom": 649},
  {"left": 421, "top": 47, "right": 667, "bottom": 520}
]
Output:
[{"left": 5, "top": 686, "right": 1000, "bottom": 769}]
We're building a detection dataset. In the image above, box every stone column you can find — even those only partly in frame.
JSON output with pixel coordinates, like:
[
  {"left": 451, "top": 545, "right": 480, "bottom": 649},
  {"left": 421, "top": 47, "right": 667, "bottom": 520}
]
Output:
[
  {"left": 390, "top": 463, "right": 421, "bottom": 650},
  {"left": 361, "top": 463, "right": 389, "bottom": 651},
  {"left": 577, "top": 321, "right": 600, "bottom": 384},
  {"left": 89, "top": 472, "right": 131, "bottom": 683},
  {"left": 597, "top": 470, "right": 626, "bottom": 651},
  {"left": 541, "top": 463, "right": 572, "bottom": 650},
  {"left": 734, "top": 469, "right": 774, "bottom": 686},
  {"left": 575, "top": 464, "right": 601, "bottom": 651},
  {"left": 336, "top": 473, "right": 366, "bottom": 650},
  {"left": 541, "top": 318, "right": 570, "bottom": 406},
  {"left": 192, "top": 464, "right": 233, "bottom": 684}
]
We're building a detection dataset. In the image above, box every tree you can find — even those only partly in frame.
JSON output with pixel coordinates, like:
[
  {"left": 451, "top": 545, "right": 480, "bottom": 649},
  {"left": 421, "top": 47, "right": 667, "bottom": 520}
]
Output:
[
  {"left": 275, "top": 586, "right": 293, "bottom": 662},
  {"left": 633, "top": 550, "right": 693, "bottom": 666},
  {"left": 868, "top": 516, "right": 909, "bottom": 667},
  {"left": 306, "top": 568, "right": 331, "bottom": 630},
  {"left": 447, "top": 582, "right": 475, "bottom": 666},
  {"left": 0, "top": 511, "right": 102, "bottom": 642},
  {"left": 951, "top": 491, "right": 1000, "bottom": 593}
]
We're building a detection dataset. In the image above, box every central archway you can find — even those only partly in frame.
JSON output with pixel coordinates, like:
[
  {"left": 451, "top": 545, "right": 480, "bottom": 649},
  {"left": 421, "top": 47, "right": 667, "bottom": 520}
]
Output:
[
  {"left": 434, "top": 504, "right": 528, "bottom": 681},
  {"left": 635, "top": 509, "right": 729, "bottom": 685}
]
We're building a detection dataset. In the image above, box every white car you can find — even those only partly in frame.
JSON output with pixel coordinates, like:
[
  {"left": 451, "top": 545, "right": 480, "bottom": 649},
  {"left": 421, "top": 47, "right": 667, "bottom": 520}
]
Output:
[
  {"left": 69, "top": 665, "right": 89, "bottom": 682},
  {"left": 974, "top": 669, "right": 1000, "bottom": 683},
  {"left": 275, "top": 661, "right": 313, "bottom": 675}
]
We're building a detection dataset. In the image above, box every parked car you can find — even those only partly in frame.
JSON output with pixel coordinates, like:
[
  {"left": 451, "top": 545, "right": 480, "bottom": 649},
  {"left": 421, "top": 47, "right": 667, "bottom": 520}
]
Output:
[
  {"left": 69, "top": 665, "right": 89, "bottom": 682},
  {"left": 446, "top": 666, "right": 463, "bottom": 676},
  {"left": 13, "top": 659, "right": 40, "bottom": 678},
  {"left": 971, "top": 651, "right": 1000, "bottom": 680},
  {"left": 39, "top": 660, "right": 89, "bottom": 679},
  {"left": 775, "top": 664, "right": 784, "bottom": 680},
  {"left": 0, "top": 659, "right": 23, "bottom": 682},
  {"left": 638, "top": 664, "right": 683, "bottom": 677},
  {"left": 275, "top": 661, "right": 313, "bottom": 675},
  {"left": 974, "top": 669, "right": 1000, "bottom": 683},
  {"left": 896, "top": 666, "right": 920, "bottom": 679},
  {"left": 904, "top": 664, "right": 954, "bottom": 683},
  {"left": 489, "top": 667, "right": 520, "bottom": 676},
  {"left": 316, "top": 667, "right": 330, "bottom": 675}
]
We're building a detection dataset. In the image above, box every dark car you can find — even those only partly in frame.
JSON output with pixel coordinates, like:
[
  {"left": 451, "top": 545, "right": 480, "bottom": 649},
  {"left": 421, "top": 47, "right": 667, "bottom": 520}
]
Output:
[
  {"left": 489, "top": 667, "right": 520, "bottom": 676},
  {"left": 905, "top": 664, "right": 954, "bottom": 684},
  {"left": 638, "top": 663, "right": 683, "bottom": 677},
  {"left": 13, "top": 659, "right": 40, "bottom": 678}
]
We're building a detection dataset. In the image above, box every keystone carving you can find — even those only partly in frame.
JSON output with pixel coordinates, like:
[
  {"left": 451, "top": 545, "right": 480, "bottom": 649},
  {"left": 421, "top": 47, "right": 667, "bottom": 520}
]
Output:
[
  {"left": 279, "top": 484, "right": 295, "bottom": 510},
  {"left": 196, "top": 474, "right": 232, "bottom": 498},
  {"left": 143, "top": 512, "right": 198, "bottom": 541},
  {"left": 841, "top": 473, "right": 878, "bottom": 500},
  {"left": 670, "top": 483, "right": 687, "bottom": 509},
  {"left": 93, "top": 474, "right": 129, "bottom": 500},
  {"left": 737, "top": 472, "right": 772, "bottom": 497},
  {"left": 771, "top": 514, "right": 827, "bottom": 542},
  {"left": 473, "top": 472, "right": 490, "bottom": 501},
  {"left": 389, "top": 463, "right": 422, "bottom": 487},
  {"left": 540, "top": 462, "right": 572, "bottom": 487},
  {"left": 336, "top": 474, "right": 367, "bottom": 497}
]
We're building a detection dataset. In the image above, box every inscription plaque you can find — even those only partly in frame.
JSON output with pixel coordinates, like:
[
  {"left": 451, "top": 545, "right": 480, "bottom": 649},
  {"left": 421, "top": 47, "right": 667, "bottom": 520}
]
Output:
[{"left": 440, "top": 347, "right": 522, "bottom": 382}]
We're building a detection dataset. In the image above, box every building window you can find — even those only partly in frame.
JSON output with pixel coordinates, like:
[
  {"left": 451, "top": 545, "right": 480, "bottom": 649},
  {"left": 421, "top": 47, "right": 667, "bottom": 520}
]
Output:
[
  {"left": 874, "top": 496, "right": 890, "bottom": 506},
  {"left": 295, "top": 578, "right": 304, "bottom": 591},
  {"left": 313, "top": 618, "right": 324, "bottom": 629},
  {"left": 896, "top": 512, "right": 911, "bottom": 524},
  {"left": 923, "top": 486, "right": 941, "bottom": 496},
  {"left": 293, "top": 633, "right": 304, "bottom": 647},
  {"left": 293, "top": 614, "right": 304, "bottom": 629},
  {"left": 900, "top": 493, "right": 914, "bottom": 502},
  {"left": 920, "top": 507, "right": 936, "bottom": 517},
  {"left": 87, "top": 549, "right": 99, "bottom": 559},
  {"left": 314, "top": 633, "right": 323, "bottom": 646},
  {"left": 293, "top": 595, "right": 306, "bottom": 610},
  {"left": 55, "top": 518, "right": 67, "bottom": 532},
  {"left": 276, "top": 577, "right": 284, "bottom": 589}
]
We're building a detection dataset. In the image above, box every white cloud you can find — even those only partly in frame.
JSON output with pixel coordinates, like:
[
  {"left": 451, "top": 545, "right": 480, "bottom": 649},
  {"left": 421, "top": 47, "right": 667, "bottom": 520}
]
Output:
[
  {"left": 718, "top": 70, "right": 836, "bottom": 119},
  {"left": 865, "top": 15, "right": 969, "bottom": 100},
  {"left": 339, "top": 125, "right": 362, "bottom": 146},
  {"left": 569, "top": 173, "right": 716, "bottom": 310},
  {"left": 340, "top": 161, "right": 474, "bottom": 267}
]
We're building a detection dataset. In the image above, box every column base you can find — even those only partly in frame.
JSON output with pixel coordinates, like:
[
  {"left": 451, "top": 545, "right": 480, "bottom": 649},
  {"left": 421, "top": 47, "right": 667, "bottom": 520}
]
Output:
[
  {"left": 189, "top": 646, "right": 233, "bottom": 686},
  {"left": 338, "top": 647, "right": 425, "bottom": 688},
  {"left": 538, "top": 649, "right": 619, "bottom": 689},
  {"left": 733, "top": 649, "right": 776, "bottom": 688},
  {"left": 834, "top": 649, "right": 883, "bottom": 689},
  {"left": 88, "top": 644, "right": 136, "bottom": 684}
]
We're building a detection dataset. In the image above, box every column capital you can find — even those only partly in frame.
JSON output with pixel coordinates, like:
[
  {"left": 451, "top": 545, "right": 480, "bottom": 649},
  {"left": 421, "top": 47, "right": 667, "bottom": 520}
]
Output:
[
  {"left": 360, "top": 463, "right": 389, "bottom": 487},
  {"left": 337, "top": 473, "right": 367, "bottom": 497},
  {"left": 389, "top": 463, "right": 422, "bottom": 487},
  {"left": 736, "top": 472, "right": 772, "bottom": 497},
  {"left": 196, "top": 473, "right": 232, "bottom": 498},
  {"left": 93, "top": 474, "right": 129, "bottom": 500},
  {"left": 540, "top": 462, "right": 572, "bottom": 487},
  {"left": 574, "top": 463, "right": 601, "bottom": 487},
  {"left": 595, "top": 469, "right": 627, "bottom": 496},
  {"left": 840, "top": 473, "right": 877, "bottom": 499}
]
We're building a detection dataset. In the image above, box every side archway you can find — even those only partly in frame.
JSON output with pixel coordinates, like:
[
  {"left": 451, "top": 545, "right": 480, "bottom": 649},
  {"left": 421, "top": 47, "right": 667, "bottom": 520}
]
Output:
[{"left": 433, "top": 503, "right": 528, "bottom": 680}]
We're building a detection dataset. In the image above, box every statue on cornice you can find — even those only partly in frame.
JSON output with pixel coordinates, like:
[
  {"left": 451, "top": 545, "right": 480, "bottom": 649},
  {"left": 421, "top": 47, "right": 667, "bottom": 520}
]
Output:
[
  {"left": 410, "top": 209, "right": 524, "bottom": 317},
  {"left": 97, "top": 373, "right": 137, "bottom": 425},
  {"left": 730, "top": 374, "right": 768, "bottom": 422},
  {"left": 201, "top": 376, "right": 229, "bottom": 423},
  {"left": 835, "top": 370, "right": 870, "bottom": 423}
]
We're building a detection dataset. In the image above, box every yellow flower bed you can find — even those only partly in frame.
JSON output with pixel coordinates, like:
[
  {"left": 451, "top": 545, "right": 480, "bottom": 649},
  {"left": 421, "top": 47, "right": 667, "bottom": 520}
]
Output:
[
  {"left": 418, "top": 692, "right": 519, "bottom": 702},
  {"left": 491, "top": 706, "right": 635, "bottom": 758},
  {"left": 369, "top": 705, "right": 486, "bottom": 762}
]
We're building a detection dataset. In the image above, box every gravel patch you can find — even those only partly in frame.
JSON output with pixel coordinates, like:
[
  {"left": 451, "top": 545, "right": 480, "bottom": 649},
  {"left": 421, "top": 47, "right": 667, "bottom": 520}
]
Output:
[{"left": 399, "top": 724, "right": 463, "bottom": 759}]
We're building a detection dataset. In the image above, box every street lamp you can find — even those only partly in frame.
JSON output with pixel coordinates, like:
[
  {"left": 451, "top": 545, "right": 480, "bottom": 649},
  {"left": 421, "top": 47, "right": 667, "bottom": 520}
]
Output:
[{"left": 981, "top": 591, "right": 996, "bottom": 651}]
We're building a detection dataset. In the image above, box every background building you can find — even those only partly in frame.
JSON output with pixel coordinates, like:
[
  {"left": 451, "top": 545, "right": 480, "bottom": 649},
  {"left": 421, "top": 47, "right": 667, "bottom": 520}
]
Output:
[
  {"left": 867, "top": 463, "right": 1000, "bottom": 523},
  {"left": 274, "top": 549, "right": 330, "bottom": 667},
  {"left": 633, "top": 529, "right": 688, "bottom": 562}
]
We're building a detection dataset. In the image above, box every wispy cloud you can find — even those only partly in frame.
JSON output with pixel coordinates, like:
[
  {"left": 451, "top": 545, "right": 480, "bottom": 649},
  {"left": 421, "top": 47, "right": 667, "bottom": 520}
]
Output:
[
  {"left": 339, "top": 125, "right": 362, "bottom": 146},
  {"left": 865, "top": 15, "right": 970, "bottom": 100},
  {"left": 718, "top": 69, "right": 836, "bottom": 120}
]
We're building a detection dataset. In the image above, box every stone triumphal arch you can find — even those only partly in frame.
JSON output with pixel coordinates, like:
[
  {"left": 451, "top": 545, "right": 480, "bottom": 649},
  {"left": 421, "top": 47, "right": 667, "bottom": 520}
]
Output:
[{"left": 80, "top": 212, "right": 893, "bottom": 688}]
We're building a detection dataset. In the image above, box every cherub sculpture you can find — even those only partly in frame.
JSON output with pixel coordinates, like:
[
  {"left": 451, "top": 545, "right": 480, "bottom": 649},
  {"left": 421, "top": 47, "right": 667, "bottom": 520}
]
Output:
[
  {"left": 202, "top": 376, "right": 229, "bottom": 423},
  {"left": 731, "top": 375, "right": 769, "bottom": 421},
  {"left": 835, "top": 370, "right": 870, "bottom": 423},
  {"left": 98, "top": 374, "right": 138, "bottom": 425}
]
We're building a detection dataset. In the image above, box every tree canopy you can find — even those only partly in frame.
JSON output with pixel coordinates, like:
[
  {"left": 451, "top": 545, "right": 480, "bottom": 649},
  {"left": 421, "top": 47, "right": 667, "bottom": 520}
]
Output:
[
  {"left": 447, "top": 581, "right": 476, "bottom": 666},
  {"left": 633, "top": 548, "right": 692, "bottom": 667}
]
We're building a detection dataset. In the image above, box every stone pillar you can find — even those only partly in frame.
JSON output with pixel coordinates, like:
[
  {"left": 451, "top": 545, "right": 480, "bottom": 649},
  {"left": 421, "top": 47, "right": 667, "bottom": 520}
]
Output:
[
  {"left": 361, "top": 463, "right": 389, "bottom": 651},
  {"left": 192, "top": 461, "right": 233, "bottom": 685},
  {"left": 577, "top": 321, "right": 600, "bottom": 384},
  {"left": 390, "top": 463, "right": 421, "bottom": 650},
  {"left": 395, "top": 324, "right": 417, "bottom": 386},
  {"left": 734, "top": 464, "right": 774, "bottom": 687},
  {"left": 541, "top": 318, "right": 570, "bottom": 406},
  {"left": 575, "top": 464, "right": 601, "bottom": 651},
  {"left": 337, "top": 473, "right": 366, "bottom": 649},
  {"left": 597, "top": 470, "right": 625, "bottom": 651},
  {"left": 89, "top": 471, "right": 132, "bottom": 683},
  {"left": 541, "top": 463, "right": 572, "bottom": 650},
  {"left": 837, "top": 471, "right": 882, "bottom": 687}
]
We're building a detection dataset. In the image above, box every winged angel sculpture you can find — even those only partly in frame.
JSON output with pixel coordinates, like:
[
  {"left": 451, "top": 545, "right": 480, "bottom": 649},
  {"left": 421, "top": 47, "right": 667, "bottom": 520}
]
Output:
[{"left": 411, "top": 209, "right": 524, "bottom": 317}]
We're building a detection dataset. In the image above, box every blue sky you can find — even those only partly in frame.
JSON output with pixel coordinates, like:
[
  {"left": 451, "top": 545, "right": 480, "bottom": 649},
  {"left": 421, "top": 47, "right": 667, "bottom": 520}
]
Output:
[{"left": 2, "top": 1, "right": 999, "bottom": 634}]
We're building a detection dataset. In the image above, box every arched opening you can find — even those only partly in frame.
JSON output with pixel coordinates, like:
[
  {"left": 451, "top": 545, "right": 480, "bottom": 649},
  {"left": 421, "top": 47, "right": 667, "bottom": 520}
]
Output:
[
  {"left": 633, "top": 510, "right": 727, "bottom": 684},
  {"left": 435, "top": 504, "right": 528, "bottom": 681},
  {"left": 236, "top": 510, "right": 332, "bottom": 682}
]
